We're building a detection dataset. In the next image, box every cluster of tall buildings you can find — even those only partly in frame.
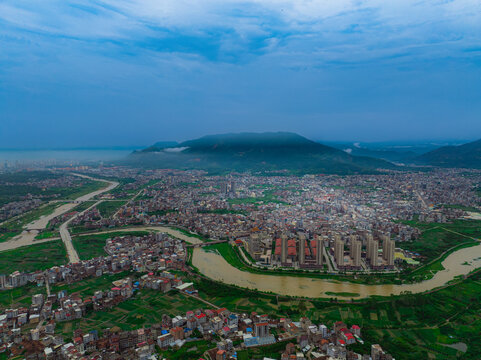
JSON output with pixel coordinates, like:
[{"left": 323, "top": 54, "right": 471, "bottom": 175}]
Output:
[
  {"left": 220, "top": 180, "right": 236, "bottom": 195},
  {"left": 270, "top": 233, "right": 325, "bottom": 268},
  {"left": 334, "top": 233, "right": 395, "bottom": 270}
]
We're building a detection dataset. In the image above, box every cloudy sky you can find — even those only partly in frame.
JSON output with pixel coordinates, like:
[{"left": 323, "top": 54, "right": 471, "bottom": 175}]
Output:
[{"left": 1, "top": 0, "right": 480, "bottom": 148}]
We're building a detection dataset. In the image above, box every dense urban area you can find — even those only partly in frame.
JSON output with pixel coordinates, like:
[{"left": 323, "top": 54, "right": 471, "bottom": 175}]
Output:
[{"left": 1, "top": 162, "right": 481, "bottom": 360}]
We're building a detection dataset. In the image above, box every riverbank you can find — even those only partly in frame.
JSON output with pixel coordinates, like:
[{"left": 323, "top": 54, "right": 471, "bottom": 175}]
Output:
[{"left": 52, "top": 222, "right": 481, "bottom": 298}]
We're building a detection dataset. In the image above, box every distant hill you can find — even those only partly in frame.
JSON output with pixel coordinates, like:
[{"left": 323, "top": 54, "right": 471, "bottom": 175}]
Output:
[
  {"left": 127, "top": 132, "right": 394, "bottom": 174},
  {"left": 417, "top": 139, "right": 481, "bottom": 168},
  {"left": 328, "top": 144, "right": 418, "bottom": 164},
  {"left": 140, "top": 141, "right": 179, "bottom": 152}
]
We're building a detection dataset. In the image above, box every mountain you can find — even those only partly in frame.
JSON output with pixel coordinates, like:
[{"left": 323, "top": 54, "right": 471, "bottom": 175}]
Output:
[
  {"left": 127, "top": 132, "right": 394, "bottom": 174},
  {"left": 417, "top": 139, "right": 481, "bottom": 168},
  {"left": 327, "top": 144, "right": 417, "bottom": 164},
  {"left": 140, "top": 141, "right": 179, "bottom": 152}
]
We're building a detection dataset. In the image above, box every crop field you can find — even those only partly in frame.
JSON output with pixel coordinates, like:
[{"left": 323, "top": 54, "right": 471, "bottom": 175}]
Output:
[
  {"left": 0, "top": 240, "right": 67, "bottom": 274},
  {"left": 96, "top": 200, "right": 126, "bottom": 218}
]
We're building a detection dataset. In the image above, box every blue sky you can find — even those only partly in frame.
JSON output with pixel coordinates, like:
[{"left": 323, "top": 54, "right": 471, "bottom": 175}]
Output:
[{"left": 1, "top": 0, "right": 480, "bottom": 148}]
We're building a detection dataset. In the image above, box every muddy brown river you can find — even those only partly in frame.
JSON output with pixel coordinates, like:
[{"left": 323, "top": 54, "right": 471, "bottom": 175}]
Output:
[{"left": 189, "top": 238, "right": 481, "bottom": 299}]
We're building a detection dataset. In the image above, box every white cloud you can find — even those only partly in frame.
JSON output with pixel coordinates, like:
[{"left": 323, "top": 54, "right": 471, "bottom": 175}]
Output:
[{"left": 0, "top": 0, "right": 480, "bottom": 68}]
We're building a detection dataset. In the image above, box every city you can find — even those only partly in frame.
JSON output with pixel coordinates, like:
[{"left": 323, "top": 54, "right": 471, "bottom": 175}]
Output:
[
  {"left": 2, "top": 0, "right": 481, "bottom": 359},
  {"left": 0, "top": 161, "right": 481, "bottom": 359}
]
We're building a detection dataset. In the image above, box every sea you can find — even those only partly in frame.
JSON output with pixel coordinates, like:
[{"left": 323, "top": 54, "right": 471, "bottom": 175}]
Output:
[{"left": 0, "top": 149, "right": 139, "bottom": 166}]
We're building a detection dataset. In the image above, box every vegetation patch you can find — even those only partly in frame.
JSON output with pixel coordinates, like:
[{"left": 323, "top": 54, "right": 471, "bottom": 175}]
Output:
[
  {"left": 72, "top": 231, "right": 149, "bottom": 260},
  {"left": 0, "top": 240, "right": 67, "bottom": 274},
  {"left": 96, "top": 200, "right": 126, "bottom": 218},
  {"left": 325, "top": 291, "right": 361, "bottom": 298}
]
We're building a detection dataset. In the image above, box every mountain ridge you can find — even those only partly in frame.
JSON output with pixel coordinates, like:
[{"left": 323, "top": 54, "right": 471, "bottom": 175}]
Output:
[
  {"left": 416, "top": 138, "right": 481, "bottom": 168},
  {"left": 128, "top": 132, "right": 395, "bottom": 174}
]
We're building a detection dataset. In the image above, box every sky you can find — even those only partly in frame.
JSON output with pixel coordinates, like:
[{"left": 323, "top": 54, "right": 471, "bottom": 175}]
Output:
[{"left": 1, "top": 0, "right": 481, "bottom": 149}]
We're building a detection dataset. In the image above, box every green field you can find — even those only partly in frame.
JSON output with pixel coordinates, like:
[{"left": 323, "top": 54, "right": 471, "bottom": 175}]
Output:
[
  {"left": 237, "top": 340, "right": 296, "bottom": 360},
  {"left": 71, "top": 200, "right": 97, "bottom": 214},
  {"left": 34, "top": 230, "right": 59, "bottom": 240},
  {"left": 0, "top": 240, "right": 67, "bottom": 274},
  {"left": 400, "top": 219, "right": 481, "bottom": 262},
  {"left": 325, "top": 291, "right": 361, "bottom": 297},
  {"left": 157, "top": 339, "right": 214, "bottom": 360},
  {"left": 442, "top": 204, "right": 481, "bottom": 212},
  {"left": 71, "top": 231, "right": 149, "bottom": 260},
  {"left": 96, "top": 200, "right": 126, "bottom": 218},
  {"left": 228, "top": 190, "right": 287, "bottom": 205},
  {"left": 61, "top": 180, "right": 105, "bottom": 200}
]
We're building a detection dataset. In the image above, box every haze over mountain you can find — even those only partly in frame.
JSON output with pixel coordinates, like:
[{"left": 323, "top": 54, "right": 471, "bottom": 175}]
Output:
[
  {"left": 127, "top": 132, "right": 394, "bottom": 174},
  {"left": 326, "top": 141, "right": 465, "bottom": 164},
  {"left": 417, "top": 139, "right": 481, "bottom": 168}
]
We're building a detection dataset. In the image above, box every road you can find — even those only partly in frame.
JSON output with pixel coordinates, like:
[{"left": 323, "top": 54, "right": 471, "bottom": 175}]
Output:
[
  {"left": 415, "top": 190, "right": 429, "bottom": 209},
  {"left": 59, "top": 175, "right": 119, "bottom": 263},
  {"left": 60, "top": 200, "right": 104, "bottom": 263}
]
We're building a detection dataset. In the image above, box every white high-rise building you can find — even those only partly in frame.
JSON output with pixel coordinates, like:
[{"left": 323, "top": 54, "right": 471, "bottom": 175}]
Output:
[{"left": 334, "top": 238, "right": 344, "bottom": 266}]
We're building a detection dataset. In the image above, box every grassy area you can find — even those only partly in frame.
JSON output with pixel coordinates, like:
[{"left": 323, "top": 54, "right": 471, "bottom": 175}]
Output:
[
  {"left": 401, "top": 241, "right": 478, "bottom": 283},
  {"left": 71, "top": 200, "right": 96, "bottom": 214},
  {"left": 71, "top": 231, "right": 149, "bottom": 260},
  {"left": 228, "top": 190, "right": 287, "bottom": 205},
  {"left": 400, "top": 219, "right": 481, "bottom": 262},
  {"left": 35, "top": 230, "right": 59, "bottom": 240},
  {"left": 205, "top": 243, "right": 247, "bottom": 269},
  {"left": 0, "top": 240, "right": 67, "bottom": 274},
  {"left": 61, "top": 180, "right": 105, "bottom": 200},
  {"left": 442, "top": 204, "right": 481, "bottom": 212},
  {"left": 237, "top": 339, "right": 296, "bottom": 359},
  {"left": 173, "top": 227, "right": 211, "bottom": 242},
  {"left": 0, "top": 231, "right": 20, "bottom": 243},
  {"left": 157, "top": 339, "right": 214, "bottom": 359},
  {"left": 325, "top": 291, "right": 361, "bottom": 297},
  {"left": 96, "top": 200, "right": 126, "bottom": 218},
  {"left": 0, "top": 283, "right": 47, "bottom": 310}
]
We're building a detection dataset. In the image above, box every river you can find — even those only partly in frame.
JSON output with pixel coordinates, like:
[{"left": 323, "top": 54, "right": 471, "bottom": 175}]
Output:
[
  {"left": 188, "top": 236, "right": 481, "bottom": 299},
  {"left": 110, "top": 226, "right": 481, "bottom": 299}
]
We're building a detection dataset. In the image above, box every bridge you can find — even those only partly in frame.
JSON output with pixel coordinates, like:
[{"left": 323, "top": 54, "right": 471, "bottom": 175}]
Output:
[{"left": 186, "top": 240, "right": 228, "bottom": 248}]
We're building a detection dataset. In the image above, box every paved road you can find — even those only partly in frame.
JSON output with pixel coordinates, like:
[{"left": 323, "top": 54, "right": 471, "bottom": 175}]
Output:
[
  {"left": 415, "top": 190, "right": 429, "bottom": 209},
  {"left": 60, "top": 200, "right": 104, "bottom": 263},
  {"left": 59, "top": 175, "right": 119, "bottom": 263}
]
